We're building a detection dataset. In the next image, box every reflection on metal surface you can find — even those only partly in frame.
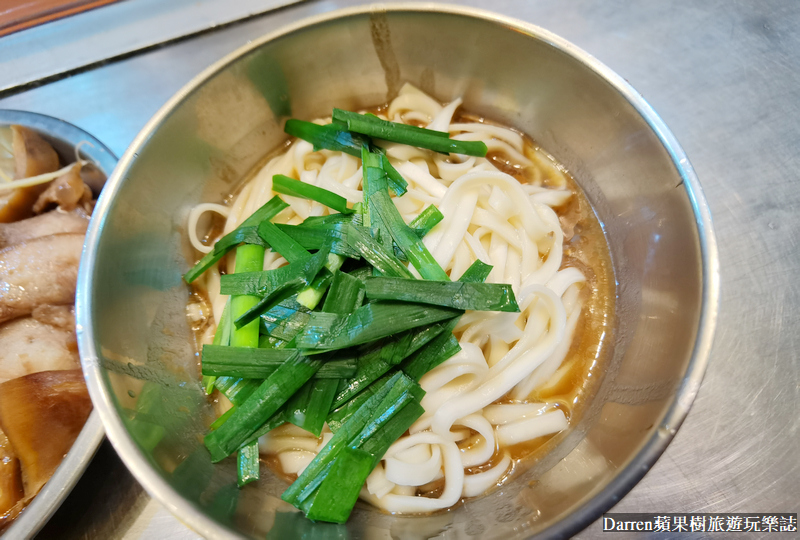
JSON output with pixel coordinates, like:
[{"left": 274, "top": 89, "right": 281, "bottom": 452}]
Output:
[
  {"left": 0, "top": 0, "right": 304, "bottom": 93},
  {"left": 76, "top": 4, "right": 717, "bottom": 539}
]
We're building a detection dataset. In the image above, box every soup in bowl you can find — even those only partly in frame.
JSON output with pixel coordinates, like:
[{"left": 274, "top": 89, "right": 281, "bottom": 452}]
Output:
[{"left": 77, "top": 4, "right": 717, "bottom": 539}]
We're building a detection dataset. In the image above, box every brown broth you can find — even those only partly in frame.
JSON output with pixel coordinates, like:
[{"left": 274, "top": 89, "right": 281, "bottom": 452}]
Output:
[{"left": 450, "top": 115, "right": 615, "bottom": 495}]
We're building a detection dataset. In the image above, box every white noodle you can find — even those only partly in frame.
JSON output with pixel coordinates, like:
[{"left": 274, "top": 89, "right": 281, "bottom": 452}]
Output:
[
  {"left": 187, "top": 203, "right": 230, "bottom": 253},
  {"left": 278, "top": 450, "right": 315, "bottom": 475},
  {"left": 462, "top": 452, "right": 512, "bottom": 498},
  {"left": 450, "top": 123, "right": 525, "bottom": 152},
  {"left": 495, "top": 409, "right": 569, "bottom": 446},
  {"left": 362, "top": 432, "right": 463, "bottom": 512},
  {"left": 186, "top": 85, "right": 596, "bottom": 511},
  {"left": 396, "top": 161, "right": 447, "bottom": 198},
  {"left": 454, "top": 414, "right": 495, "bottom": 468},
  {"left": 385, "top": 444, "right": 442, "bottom": 486},
  {"left": 428, "top": 98, "right": 463, "bottom": 132},
  {"left": 366, "top": 463, "right": 396, "bottom": 498},
  {"left": 483, "top": 403, "right": 550, "bottom": 425}
]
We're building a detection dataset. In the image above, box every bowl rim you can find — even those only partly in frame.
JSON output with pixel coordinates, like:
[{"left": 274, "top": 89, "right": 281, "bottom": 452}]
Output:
[
  {"left": 0, "top": 108, "right": 115, "bottom": 539},
  {"left": 75, "top": 3, "right": 720, "bottom": 538}
]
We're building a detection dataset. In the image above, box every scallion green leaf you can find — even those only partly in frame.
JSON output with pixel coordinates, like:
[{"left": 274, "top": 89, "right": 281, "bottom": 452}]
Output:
[
  {"left": 409, "top": 204, "right": 444, "bottom": 236},
  {"left": 222, "top": 244, "right": 331, "bottom": 328},
  {"left": 330, "top": 323, "right": 448, "bottom": 409},
  {"left": 284, "top": 120, "right": 369, "bottom": 157},
  {"left": 296, "top": 301, "right": 461, "bottom": 351},
  {"left": 201, "top": 345, "right": 356, "bottom": 379},
  {"left": 302, "top": 447, "right": 374, "bottom": 523},
  {"left": 332, "top": 109, "right": 487, "bottom": 157},
  {"left": 337, "top": 223, "right": 413, "bottom": 279},
  {"left": 370, "top": 186, "right": 449, "bottom": 280},
  {"left": 237, "top": 440, "right": 260, "bottom": 487},
  {"left": 205, "top": 352, "right": 322, "bottom": 462},
  {"left": 184, "top": 196, "right": 288, "bottom": 283},
  {"left": 257, "top": 220, "right": 311, "bottom": 263},
  {"left": 364, "top": 277, "right": 519, "bottom": 312},
  {"left": 459, "top": 259, "right": 493, "bottom": 283},
  {"left": 272, "top": 174, "right": 353, "bottom": 215}
]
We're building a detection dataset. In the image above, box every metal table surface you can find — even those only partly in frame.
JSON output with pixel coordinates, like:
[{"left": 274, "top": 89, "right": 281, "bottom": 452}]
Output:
[{"left": 1, "top": 0, "right": 797, "bottom": 538}]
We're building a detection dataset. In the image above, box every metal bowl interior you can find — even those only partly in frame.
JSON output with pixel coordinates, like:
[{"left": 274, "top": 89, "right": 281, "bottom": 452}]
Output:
[
  {"left": 76, "top": 5, "right": 718, "bottom": 539},
  {"left": 0, "top": 109, "right": 115, "bottom": 539}
]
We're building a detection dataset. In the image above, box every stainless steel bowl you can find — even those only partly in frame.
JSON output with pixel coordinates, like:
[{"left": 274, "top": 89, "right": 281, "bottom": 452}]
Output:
[
  {"left": 0, "top": 109, "right": 116, "bottom": 539},
  {"left": 76, "top": 4, "right": 719, "bottom": 538}
]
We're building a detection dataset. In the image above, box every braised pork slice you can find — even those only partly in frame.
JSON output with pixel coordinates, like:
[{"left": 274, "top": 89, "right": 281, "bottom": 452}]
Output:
[
  {"left": 0, "top": 233, "right": 83, "bottom": 324},
  {"left": 0, "top": 316, "right": 79, "bottom": 384},
  {"left": 0, "top": 210, "right": 89, "bottom": 249},
  {"left": 0, "top": 370, "right": 91, "bottom": 498}
]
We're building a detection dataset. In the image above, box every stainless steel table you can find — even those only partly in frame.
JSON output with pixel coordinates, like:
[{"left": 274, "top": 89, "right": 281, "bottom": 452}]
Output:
[{"left": 2, "top": 0, "right": 797, "bottom": 537}]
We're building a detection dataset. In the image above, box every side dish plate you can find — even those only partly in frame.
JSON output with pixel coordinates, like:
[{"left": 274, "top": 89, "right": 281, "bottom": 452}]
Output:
[{"left": 0, "top": 109, "right": 115, "bottom": 539}]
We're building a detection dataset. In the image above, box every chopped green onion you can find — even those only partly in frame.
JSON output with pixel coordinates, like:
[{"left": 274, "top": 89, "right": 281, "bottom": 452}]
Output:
[
  {"left": 202, "top": 345, "right": 356, "bottom": 379},
  {"left": 330, "top": 323, "right": 447, "bottom": 409},
  {"left": 345, "top": 264, "right": 373, "bottom": 282},
  {"left": 237, "top": 440, "right": 260, "bottom": 487},
  {"left": 222, "top": 244, "right": 331, "bottom": 328},
  {"left": 281, "top": 372, "right": 409, "bottom": 505},
  {"left": 332, "top": 109, "right": 487, "bottom": 157},
  {"left": 333, "top": 109, "right": 449, "bottom": 139},
  {"left": 459, "top": 259, "right": 493, "bottom": 283},
  {"left": 359, "top": 397, "right": 424, "bottom": 460},
  {"left": 214, "top": 376, "right": 261, "bottom": 407},
  {"left": 257, "top": 220, "right": 311, "bottom": 263},
  {"left": 409, "top": 204, "right": 444, "bottom": 236},
  {"left": 212, "top": 226, "right": 266, "bottom": 254},
  {"left": 364, "top": 277, "right": 519, "bottom": 312},
  {"left": 360, "top": 145, "right": 380, "bottom": 229},
  {"left": 285, "top": 379, "right": 339, "bottom": 437},
  {"left": 210, "top": 406, "right": 235, "bottom": 430},
  {"left": 275, "top": 223, "right": 360, "bottom": 259},
  {"left": 296, "top": 301, "right": 461, "bottom": 351},
  {"left": 326, "top": 379, "right": 381, "bottom": 433},
  {"left": 372, "top": 149, "right": 408, "bottom": 196},
  {"left": 353, "top": 388, "right": 417, "bottom": 442},
  {"left": 366, "top": 168, "right": 449, "bottom": 280},
  {"left": 322, "top": 270, "right": 365, "bottom": 314},
  {"left": 286, "top": 270, "right": 365, "bottom": 435},
  {"left": 205, "top": 353, "right": 322, "bottom": 462},
  {"left": 272, "top": 174, "right": 353, "bottom": 214},
  {"left": 202, "top": 299, "right": 233, "bottom": 394},
  {"left": 296, "top": 382, "right": 422, "bottom": 518},
  {"left": 284, "top": 120, "right": 369, "bottom": 157},
  {"left": 301, "top": 212, "right": 361, "bottom": 228},
  {"left": 302, "top": 447, "right": 374, "bottom": 523},
  {"left": 227, "top": 245, "right": 265, "bottom": 480},
  {"left": 184, "top": 196, "right": 288, "bottom": 283},
  {"left": 221, "top": 245, "right": 329, "bottom": 297},
  {"left": 401, "top": 318, "right": 462, "bottom": 381},
  {"left": 230, "top": 243, "right": 265, "bottom": 350},
  {"left": 259, "top": 298, "right": 312, "bottom": 342},
  {"left": 337, "top": 223, "right": 414, "bottom": 279},
  {"left": 296, "top": 254, "right": 343, "bottom": 309},
  {"left": 241, "top": 410, "right": 287, "bottom": 448}
]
